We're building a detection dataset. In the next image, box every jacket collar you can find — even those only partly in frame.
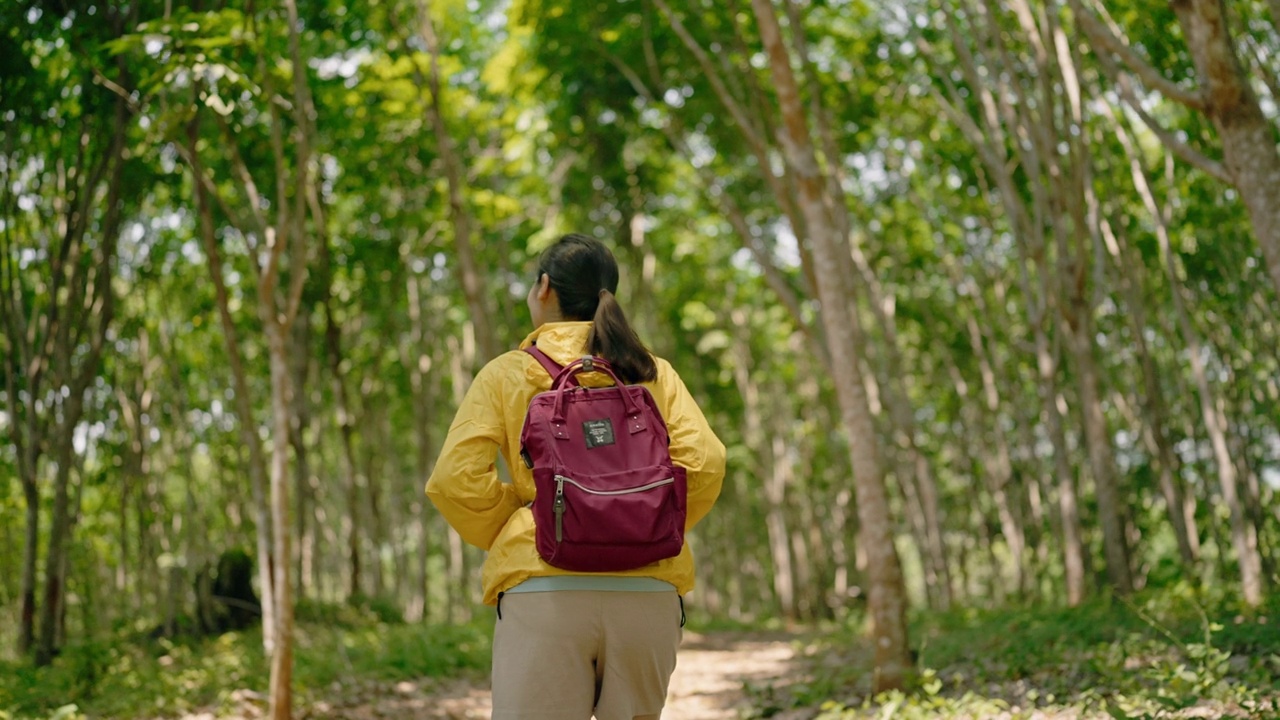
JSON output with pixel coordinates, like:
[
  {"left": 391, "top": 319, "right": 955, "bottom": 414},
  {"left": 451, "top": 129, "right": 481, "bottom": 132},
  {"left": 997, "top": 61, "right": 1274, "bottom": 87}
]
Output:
[{"left": 520, "top": 322, "right": 593, "bottom": 367}]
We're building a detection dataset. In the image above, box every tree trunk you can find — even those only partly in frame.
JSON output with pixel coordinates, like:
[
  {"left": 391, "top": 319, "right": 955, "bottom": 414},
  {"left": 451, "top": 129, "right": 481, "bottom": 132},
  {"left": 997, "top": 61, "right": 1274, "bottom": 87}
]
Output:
[
  {"left": 749, "top": 0, "right": 910, "bottom": 689},
  {"left": 1066, "top": 304, "right": 1134, "bottom": 595},
  {"left": 1169, "top": 0, "right": 1280, "bottom": 301},
  {"left": 34, "top": 110, "right": 124, "bottom": 664},
  {"left": 1108, "top": 231, "right": 1199, "bottom": 568},
  {"left": 365, "top": 405, "right": 387, "bottom": 598},
  {"left": 19, "top": 473, "right": 38, "bottom": 654},
  {"left": 926, "top": 2, "right": 1090, "bottom": 605},
  {"left": 190, "top": 136, "right": 277, "bottom": 653},
  {"left": 1105, "top": 121, "right": 1202, "bottom": 568},
  {"left": 764, "top": 439, "right": 797, "bottom": 618},
  {"left": 265, "top": 321, "right": 296, "bottom": 720},
  {"left": 1059, "top": 183, "right": 1134, "bottom": 597},
  {"left": 1230, "top": 425, "right": 1272, "bottom": 578},
  {"left": 417, "top": 0, "right": 499, "bottom": 364},
  {"left": 1046, "top": 0, "right": 1134, "bottom": 598},
  {"left": 790, "top": 481, "right": 820, "bottom": 620},
  {"left": 1173, "top": 292, "right": 1263, "bottom": 605},
  {"left": 290, "top": 311, "right": 313, "bottom": 601},
  {"left": 34, "top": 435, "right": 77, "bottom": 665},
  {"left": 1111, "top": 113, "right": 1263, "bottom": 602},
  {"left": 860, "top": 352, "right": 931, "bottom": 610},
  {"left": 960, "top": 303, "right": 1027, "bottom": 595},
  {"left": 317, "top": 238, "right": 364, "bottom": 602},
  {"left": 730, "top": 311, "right": 797, "bottom": 618},
  {"left": 406, "top": 272, "right": 436, "bottom": 622},
  {"left": 1038, "top": 322, "right": 1089, "bottom": 605},
  {"left": 4, "top": 43, "right": 128, "bottom": 656}
]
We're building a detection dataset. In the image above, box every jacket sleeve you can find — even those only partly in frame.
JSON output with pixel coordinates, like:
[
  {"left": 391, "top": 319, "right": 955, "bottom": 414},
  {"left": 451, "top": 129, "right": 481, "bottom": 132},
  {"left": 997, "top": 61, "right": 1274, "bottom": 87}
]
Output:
[
  {"left": 659, "top": 361, "right": 726, "bottom": 532},
  {"left": 425, "top": 358, "right": 524, "bottom": 550}
]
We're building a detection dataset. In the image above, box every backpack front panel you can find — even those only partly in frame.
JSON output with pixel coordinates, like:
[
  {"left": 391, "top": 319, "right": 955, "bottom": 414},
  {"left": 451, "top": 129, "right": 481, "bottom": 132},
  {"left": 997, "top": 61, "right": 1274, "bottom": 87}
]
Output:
[{"left": 519, "top": 383, "right": 688, "bottom": 571}]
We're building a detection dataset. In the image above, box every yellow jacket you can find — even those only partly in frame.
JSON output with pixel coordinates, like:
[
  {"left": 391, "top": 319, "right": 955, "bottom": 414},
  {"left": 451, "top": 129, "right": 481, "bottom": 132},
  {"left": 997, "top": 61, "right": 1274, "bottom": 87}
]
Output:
[{"left": 426, "top": 321, "right": 726, "bottom": 605}]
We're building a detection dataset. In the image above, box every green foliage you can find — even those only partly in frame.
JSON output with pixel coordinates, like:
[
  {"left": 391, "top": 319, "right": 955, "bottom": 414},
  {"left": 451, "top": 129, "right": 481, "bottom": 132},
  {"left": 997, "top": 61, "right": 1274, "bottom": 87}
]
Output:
[
  {"left": 5, "top": 0, "right": 1280, "bottom": 711},
  {"left": 744, "top": 586, "right": 1280, "bottom": 719},
  {"left": 0, "top": 619, "right": 490, "bottom": 719},
  {"left": 296, "top": 595, "right": 407, "bottom": 627}
]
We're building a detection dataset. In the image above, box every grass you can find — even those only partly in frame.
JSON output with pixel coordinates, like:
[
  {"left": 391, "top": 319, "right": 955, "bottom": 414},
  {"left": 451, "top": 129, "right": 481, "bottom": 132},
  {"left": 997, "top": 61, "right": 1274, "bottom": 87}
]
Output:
[
  {"left": 747, "top": 582, "right": 1280, "bottom": 719},
  {"left": 0, "top": 599, "right": 492, "bottom": 720},
  {"left": 6, "top": 584, "right": 1279, "bottom": 720}
]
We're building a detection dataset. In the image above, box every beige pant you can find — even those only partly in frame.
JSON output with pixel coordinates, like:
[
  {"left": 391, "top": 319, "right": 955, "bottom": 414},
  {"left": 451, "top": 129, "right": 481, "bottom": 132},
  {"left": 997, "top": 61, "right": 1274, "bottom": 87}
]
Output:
[{"left": 491, "top": 590, "right": 682, "bottom": 720}]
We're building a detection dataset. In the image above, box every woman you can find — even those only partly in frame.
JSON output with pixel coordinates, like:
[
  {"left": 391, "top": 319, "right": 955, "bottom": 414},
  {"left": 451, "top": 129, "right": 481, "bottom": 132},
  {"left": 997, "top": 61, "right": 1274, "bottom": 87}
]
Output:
[{"left": 426, "top": 234, "right": 726, "bottom": 720}]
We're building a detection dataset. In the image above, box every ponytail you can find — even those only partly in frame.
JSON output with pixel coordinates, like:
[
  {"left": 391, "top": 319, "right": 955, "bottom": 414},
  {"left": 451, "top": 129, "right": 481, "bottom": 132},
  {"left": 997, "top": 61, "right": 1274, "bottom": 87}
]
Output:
[
  {"left": 590, "top": 290, "right": 657, "bottom": 384},
  {"left": 538, "top": 234, "right": 658, "bottom": 384}
]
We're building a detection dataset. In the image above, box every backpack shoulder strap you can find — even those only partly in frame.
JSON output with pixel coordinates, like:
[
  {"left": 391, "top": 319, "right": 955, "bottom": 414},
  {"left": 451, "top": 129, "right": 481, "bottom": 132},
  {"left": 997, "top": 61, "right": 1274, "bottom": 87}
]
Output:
[{"left": 523, "top": 345, "right": 578, "bottom": 386}]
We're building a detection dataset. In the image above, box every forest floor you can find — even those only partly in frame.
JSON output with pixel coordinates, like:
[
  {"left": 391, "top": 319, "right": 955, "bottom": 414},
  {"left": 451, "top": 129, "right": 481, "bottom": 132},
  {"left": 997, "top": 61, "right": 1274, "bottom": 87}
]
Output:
[
  {"left": 167, "top": 619, "right": 1279, "bottom": 720},
  {"left": 184, "top": 630, "right": 803, "bottom": 719},
  {"left": 278, "top": 623, "right": 1277, "bottom": 720},
  {"left": 7, "top": 590, "right": 1277, "bottom": 719}
]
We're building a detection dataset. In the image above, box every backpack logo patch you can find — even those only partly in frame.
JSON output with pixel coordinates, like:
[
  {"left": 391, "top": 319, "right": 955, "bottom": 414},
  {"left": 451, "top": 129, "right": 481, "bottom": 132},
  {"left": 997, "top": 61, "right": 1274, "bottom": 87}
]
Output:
[{"left": 583, "top": 418, "right": 615, "bottom": 448}]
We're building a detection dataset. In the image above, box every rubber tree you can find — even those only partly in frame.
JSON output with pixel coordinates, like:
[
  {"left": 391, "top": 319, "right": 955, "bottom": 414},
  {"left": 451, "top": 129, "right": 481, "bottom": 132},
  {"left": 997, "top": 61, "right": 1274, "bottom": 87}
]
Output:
[
  {"left": 0, "top": 0, "right": 137, "bottom": 663},
  {"left": 1072, "top": 0, "right": 1280, "bottom": 304}
]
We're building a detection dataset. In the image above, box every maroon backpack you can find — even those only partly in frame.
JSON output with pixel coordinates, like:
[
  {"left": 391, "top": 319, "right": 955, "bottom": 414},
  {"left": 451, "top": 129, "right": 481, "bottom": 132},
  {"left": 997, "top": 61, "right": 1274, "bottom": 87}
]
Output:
[{"left": 519, "top": 347, "right": 687, "bottom": 572}]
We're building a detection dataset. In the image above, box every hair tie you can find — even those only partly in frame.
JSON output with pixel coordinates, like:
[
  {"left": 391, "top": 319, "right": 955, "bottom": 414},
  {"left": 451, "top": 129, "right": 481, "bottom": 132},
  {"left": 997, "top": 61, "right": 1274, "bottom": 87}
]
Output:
[{"left": 599, "top": 289, "right": 609, "bottom": 299}]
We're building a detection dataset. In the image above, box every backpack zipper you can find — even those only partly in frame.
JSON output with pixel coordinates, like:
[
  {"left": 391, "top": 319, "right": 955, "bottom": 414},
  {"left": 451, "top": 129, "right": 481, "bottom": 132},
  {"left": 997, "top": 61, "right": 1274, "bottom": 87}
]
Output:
[
  {"left": 553, "top": 477, "right": 566, "bottom": 542},
  {"left": 552, "top": 475, "right": 676, "bottom": 545},
  {"left": 553, "top": 475, "right": 676, "bottom": 495}
]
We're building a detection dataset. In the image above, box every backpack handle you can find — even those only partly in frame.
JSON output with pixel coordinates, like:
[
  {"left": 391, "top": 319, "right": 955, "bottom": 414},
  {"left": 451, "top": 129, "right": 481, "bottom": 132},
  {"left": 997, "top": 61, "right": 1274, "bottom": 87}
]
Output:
[
  {"left": 550, "top": 355, "right": 621, "bottom": 391},
  {"left": 554, "top": 358, "right": 647, "bottom": 434},
  {"left": 525, "top": 347, "right": 627, "bottom": 394},
  {"left": 525, "top": 350, "right": 648, "bottom": 435}
]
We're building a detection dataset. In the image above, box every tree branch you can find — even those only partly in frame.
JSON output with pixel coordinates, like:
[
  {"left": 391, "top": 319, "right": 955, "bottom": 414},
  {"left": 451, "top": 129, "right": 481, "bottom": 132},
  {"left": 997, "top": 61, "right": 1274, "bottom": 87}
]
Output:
[
  {"left": 250, "top": 11, "right": 289, "bottom": 308},
  {"left": 1243, "top": 33, "right": 1280, "bottom": 106},
  {"left": 598, "top": 41, "right": 825, "bottom": 365},
  {"left": 650, "top": 0, "right": 772, "bottom": 161},
  {"left": 1116, "top": 75, "right": 1231, "bottom": 183},
  {"left": 1069, "top": 0, "right": 1206, "bottom": 110},
  {"left": 282, "top": 0, "right": 315, "bottom": 328},
  {"left": 171, "top": 120, "right": 268, "bottom": 247}
]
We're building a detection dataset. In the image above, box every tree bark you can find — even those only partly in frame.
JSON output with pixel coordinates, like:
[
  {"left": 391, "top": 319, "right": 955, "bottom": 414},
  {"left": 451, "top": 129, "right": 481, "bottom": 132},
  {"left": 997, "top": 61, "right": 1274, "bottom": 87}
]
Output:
[
  {"left": 264, "top": 0, "right": 319, "bottom": 712},
  {"left": 1111, "top": 230, "right": 1200, "bottom": 568},
  {"left": 3, "top": 44, "right": 128, "bottom": 657},
  {"left": 265, "top": 320, "right": 297, "bottom": 720},
  {"left": 35, "top": 417, "right": 80, "bottom": 665},
  {"left": 364, "top": 402, "right": 388, "bottom": 598},
  {"left": 749, "top": 0, "right": 910, "bottom": 689},
  {"left": 1168, "top": 0, "right": 1280, "bottom": 301}
]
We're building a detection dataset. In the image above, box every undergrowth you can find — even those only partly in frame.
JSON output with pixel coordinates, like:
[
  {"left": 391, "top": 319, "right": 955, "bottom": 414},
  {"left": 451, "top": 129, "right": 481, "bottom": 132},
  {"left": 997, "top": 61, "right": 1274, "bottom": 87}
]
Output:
[
  {"left": 747, "top": 583, "right": 1280, "bottom": 719},
  {"left": 0, "top": 599, "right": 491, "bottom": 720},
  {"left": 6, "top": 584, "right": 1278, "bottom": 720}
]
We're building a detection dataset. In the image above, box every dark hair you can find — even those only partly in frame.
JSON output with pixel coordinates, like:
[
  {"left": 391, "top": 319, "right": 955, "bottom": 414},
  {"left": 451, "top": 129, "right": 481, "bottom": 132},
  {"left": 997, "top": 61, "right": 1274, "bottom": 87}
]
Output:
[{"left": 537, "top": 234, "right": 657, "bottom": 384}]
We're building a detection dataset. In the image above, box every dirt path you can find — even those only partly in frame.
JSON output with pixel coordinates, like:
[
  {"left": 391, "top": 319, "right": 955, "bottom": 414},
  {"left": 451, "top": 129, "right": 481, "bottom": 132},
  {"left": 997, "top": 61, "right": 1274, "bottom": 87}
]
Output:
[
  {"left": 298, "top": 630, "right": 802, "bottom": 719},
  {"left": 662, "top": 631, "right": 802, "bottom": 719}
]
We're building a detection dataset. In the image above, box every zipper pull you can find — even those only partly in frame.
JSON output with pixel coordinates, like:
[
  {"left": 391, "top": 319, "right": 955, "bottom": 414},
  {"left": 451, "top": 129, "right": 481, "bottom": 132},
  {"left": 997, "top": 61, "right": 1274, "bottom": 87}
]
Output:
[{"left": 553, "top": 476, "right": 566, "bottom": 543}]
